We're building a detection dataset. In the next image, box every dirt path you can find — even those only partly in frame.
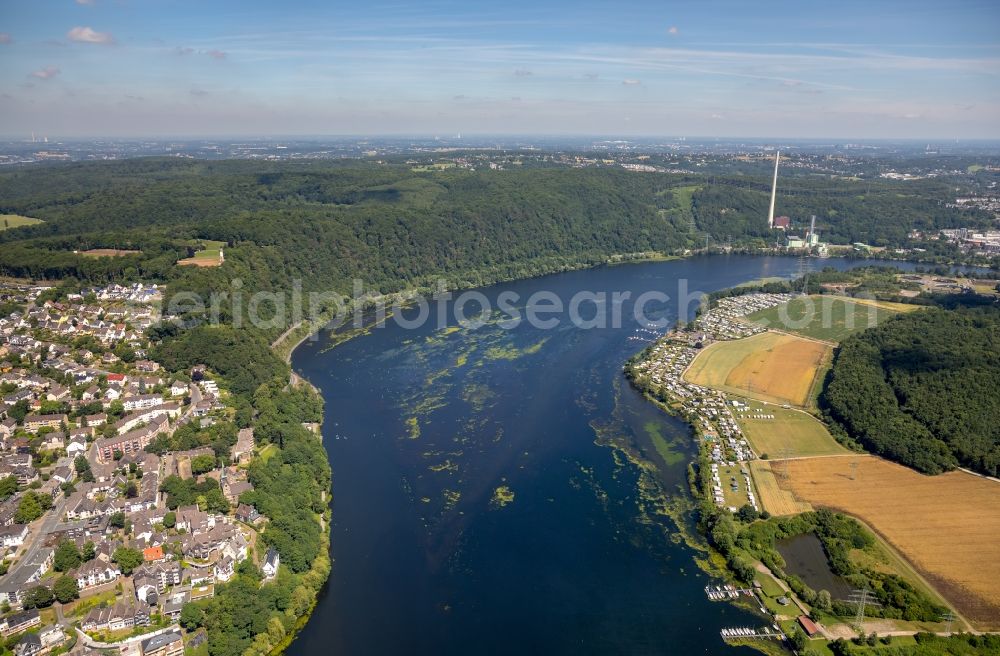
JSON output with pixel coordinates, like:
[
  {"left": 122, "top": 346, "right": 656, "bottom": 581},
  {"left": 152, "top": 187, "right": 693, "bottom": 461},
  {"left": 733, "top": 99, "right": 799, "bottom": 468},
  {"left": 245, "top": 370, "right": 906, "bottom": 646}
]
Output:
[{"left": 271, "top": 320, "right": 304, "bottom": 351}]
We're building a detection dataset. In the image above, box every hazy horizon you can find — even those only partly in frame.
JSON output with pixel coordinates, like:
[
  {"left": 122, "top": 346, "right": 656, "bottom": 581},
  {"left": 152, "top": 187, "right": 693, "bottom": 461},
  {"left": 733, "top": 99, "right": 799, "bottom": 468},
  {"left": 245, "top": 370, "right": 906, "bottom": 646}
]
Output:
[{"left": 6, "top": 134, "right": 1000, "bottom": 143}]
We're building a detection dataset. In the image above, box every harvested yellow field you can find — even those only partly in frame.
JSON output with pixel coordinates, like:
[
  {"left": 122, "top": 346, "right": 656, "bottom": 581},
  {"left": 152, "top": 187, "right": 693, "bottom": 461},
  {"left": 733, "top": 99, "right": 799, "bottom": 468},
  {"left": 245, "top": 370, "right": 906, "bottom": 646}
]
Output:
[
  {"left": 684, "top": 332, "right": 830, "bottom": 407},
  {"left": 749, "top": 460, "right": 812, "bottom": 516},
  {"left": 848, "top": 297, "right": 922, "bottom": 313},
  {"left": 775, "top": 455, "right": 1000, "bottom": 629}
]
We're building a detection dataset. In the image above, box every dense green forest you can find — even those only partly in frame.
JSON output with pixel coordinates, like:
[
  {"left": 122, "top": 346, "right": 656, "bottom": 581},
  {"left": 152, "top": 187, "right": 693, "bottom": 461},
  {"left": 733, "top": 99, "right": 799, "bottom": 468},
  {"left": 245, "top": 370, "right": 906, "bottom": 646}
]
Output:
[
  {"left": 0, "top": 159, "right": 993, "bottom": 302},
  {"left": 823, "top": 307, "right": 1000, "bottom": 476},
  {"left": 0, "top": 161, "right": 693, "bottom": 296}
]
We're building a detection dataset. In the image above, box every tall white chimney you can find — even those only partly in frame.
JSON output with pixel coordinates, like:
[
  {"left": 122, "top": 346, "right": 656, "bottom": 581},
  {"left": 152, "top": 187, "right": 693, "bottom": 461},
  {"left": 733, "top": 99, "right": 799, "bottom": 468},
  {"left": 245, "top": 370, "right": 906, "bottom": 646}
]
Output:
[{"left": 767, "top": 150, "right": 780, "bottom": 229}]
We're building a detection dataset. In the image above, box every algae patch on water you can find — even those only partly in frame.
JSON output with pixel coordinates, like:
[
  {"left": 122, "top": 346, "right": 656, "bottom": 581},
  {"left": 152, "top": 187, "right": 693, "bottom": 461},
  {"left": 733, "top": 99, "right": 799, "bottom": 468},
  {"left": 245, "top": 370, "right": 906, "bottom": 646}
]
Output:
[
  {"left": 454, "top": 344, "right": 477, "bottom": 367},
  {"left": 643, "top": 420, "right": 686, "bottom": 466},
  {"left": 490, "top": 485, "right": 515, "bottom": 509},
  {"left": 428, "top": 459, "right": 459, "bottom": 473},
  {"left": 461, "top": 383, "right": 496, "bottom": 412},
  {"left": 484, "top": 337, "right": 548, "bottom": 361},
  {"left": 405, "top": 417, "right": 421, "bottom": 439},
  {"left": 443, "top": 489, "right": 462, "bottom": 510}
]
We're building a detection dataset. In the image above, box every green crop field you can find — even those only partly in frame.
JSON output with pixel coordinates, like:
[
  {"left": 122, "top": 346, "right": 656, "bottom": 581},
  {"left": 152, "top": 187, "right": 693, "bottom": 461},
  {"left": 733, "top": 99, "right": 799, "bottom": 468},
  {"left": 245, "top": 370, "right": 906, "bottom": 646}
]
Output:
[
  {"left": 0, "top": 214, "right": 44, "bottom": 231},
  {"left": 745, "top": 295, "right": 906, "bottom": 343},
  {"left": 734, "top": 400, "right": 848, "bottom": 459}
]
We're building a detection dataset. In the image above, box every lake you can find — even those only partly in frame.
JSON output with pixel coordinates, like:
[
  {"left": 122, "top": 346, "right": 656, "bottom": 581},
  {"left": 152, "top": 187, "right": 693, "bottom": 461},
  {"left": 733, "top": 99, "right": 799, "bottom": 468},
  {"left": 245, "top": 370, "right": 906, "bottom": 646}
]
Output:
[
  {"left": 287, "top": 255, "right": 930, "bottom": 655},
  {"left": 775, "top": 533, "right": 854, "bottom": 601}
]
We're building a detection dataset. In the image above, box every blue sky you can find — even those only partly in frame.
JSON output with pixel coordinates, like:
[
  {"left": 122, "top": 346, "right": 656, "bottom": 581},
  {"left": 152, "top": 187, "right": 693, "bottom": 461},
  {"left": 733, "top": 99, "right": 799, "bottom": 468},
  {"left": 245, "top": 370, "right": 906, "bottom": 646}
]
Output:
[{"left": 1, "top": 0, "right": 998, "bottom": 138}]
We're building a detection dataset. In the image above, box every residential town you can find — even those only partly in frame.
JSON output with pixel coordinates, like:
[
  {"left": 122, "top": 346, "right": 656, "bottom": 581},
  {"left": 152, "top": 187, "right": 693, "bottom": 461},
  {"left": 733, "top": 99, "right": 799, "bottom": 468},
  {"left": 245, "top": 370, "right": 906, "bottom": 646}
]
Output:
[
  {"left": 627, "top": 293, "right": 794, "bottom": 513},
  {"left": 937, "top": 227, "right": 1000, "bottom": 256},
  {"left": 0, "top": 281, "right": 281, "bottom": 656}
]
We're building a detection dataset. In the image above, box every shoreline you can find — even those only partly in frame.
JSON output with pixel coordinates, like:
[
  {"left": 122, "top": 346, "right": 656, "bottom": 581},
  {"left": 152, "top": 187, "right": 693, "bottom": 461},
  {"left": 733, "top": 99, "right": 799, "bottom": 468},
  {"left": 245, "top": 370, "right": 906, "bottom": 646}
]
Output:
[
  {"left": 270, "top": 249, "right": 985, "bottom": 366},
  {"left": 622, "top": 285, "right": 992, "bottom": 646}
]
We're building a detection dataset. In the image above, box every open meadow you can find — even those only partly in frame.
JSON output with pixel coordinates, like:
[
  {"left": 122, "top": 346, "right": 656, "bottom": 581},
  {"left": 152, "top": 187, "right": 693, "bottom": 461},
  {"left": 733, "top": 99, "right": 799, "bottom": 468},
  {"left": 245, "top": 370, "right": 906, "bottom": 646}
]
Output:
[
  {"left": 773, "top": 455, "right": 1000, "bottom": 629},
  {"left": 684, "top": 331, "right": 830, "bottom": 407},
  {"left": 734, "top": 400, "right": 848, "bottom": 458},
  {"left": 745, "top": 295, "right": 914, "bottom": 343},
  {"left": 0, "top": 214, "right": 43, "bottom": 231},
  {"left": 178, "top": 240, "right": 226, "bottom": 267}
]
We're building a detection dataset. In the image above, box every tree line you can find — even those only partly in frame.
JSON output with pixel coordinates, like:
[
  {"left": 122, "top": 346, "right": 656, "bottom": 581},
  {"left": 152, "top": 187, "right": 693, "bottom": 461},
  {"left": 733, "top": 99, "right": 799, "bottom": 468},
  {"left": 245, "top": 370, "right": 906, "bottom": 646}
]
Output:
[{"left": 823, "top": 306, "right": 1000, "bottom": 476}]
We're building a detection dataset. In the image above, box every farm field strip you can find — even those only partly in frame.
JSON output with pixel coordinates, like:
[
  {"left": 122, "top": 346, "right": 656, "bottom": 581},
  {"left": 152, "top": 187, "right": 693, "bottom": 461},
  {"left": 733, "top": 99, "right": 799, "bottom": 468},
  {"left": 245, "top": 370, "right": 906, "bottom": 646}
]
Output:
[
  {"left": 733, "top": 400, "right": 848, "bottom": 458},
  {"left": 775, "top": 455, "right": 1000, "bottom": 630},
  {"left": 847, "top": 297, "right": 922, "bottom": 313},
  {"left": 684, "top": 331, "right": 830, "bottom": 408},
  {"left": 80, "top": 248, "right": 141, "bottom": 257},
  {"left": 748, "top": 460, "right": 812, "bottom": 516},
  {"left": 746, "top": 295, "right": 904, "bottom": 342}
]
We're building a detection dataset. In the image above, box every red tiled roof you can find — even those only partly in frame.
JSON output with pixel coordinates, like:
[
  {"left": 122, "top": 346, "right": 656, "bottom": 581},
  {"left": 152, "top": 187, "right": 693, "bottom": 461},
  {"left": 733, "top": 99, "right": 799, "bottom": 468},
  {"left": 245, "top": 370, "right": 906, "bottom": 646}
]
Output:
[
  {"left": 798, "top": 615, "right": 819, "bottom": 636},
  {"left": 143, "top": 546, "right": 164, "bottom": 561}
]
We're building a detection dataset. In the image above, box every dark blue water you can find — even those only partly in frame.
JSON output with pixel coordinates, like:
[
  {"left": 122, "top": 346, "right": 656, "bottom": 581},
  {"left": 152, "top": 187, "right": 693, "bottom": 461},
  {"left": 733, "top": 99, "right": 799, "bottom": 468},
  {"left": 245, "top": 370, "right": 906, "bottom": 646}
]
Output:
[{"left": 288, "top": 255, "right": 932, "bottom": 656}]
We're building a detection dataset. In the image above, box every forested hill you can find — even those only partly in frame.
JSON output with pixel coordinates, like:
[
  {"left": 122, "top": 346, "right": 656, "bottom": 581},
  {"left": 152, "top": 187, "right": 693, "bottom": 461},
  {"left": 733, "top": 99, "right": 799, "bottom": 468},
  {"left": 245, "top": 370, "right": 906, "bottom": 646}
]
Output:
[
  {"left": 0, "top": 160, "right": 696, "bottom": 295},
  {"left": 0, "top": 158, "right": 992, "bottom": 297},
  {"left": 823, "top": 307, "right": 1000, "bottom": 476}
]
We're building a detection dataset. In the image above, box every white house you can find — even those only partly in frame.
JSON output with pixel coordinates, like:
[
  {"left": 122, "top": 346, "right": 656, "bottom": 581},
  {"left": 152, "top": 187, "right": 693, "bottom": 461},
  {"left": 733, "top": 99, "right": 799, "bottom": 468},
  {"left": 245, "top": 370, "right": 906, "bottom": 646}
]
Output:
[
  {"left": 66, "top": 440, "right": 88, "bottom": 457},
  {"left": 73, "top": 560, "right": 121, "bottom": 590},
  {"left": 0, "top": 525, "right": 29, "bottom": 549},
  {"left": 214, "top": 556, "right": 235, "bottom": 583},
  {"left": 262, "top": 547, "right": 279, "bottom": 580},
  {"left": 122, "top": 394, "right": 162, "bottom": 412}
]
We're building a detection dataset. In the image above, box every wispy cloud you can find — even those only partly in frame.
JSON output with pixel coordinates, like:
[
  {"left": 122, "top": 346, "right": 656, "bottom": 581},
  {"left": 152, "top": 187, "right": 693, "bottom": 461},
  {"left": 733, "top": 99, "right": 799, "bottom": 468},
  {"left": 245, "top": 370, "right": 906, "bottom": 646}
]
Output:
[
  {"left": 175, "top": 46, "right": 226, "bottom": 60},
  {"left": 31, "top": 66, "right": 61, "bottom": 80},
  {"left": 201, "top": 32, "right": 956, "bottom": 91},
  {"left": 75, "top": 0, "right": 96, "bottom": 5},
  {"left": 67, "top": 26, "right": 114, "bottom": 45},
  {"left": 0, "top": 33, "right": 11, "bottom": 45},
  {"left": 3, "top": 8, "right": 994, "bottom": 139}
]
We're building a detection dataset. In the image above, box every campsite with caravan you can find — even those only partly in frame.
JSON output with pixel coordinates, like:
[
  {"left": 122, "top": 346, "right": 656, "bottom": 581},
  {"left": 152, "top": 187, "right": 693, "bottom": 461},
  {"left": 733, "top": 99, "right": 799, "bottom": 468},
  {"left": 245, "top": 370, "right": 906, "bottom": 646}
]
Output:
[{"left": 625, "top": 267, "right": 1000, "bottom": 651}]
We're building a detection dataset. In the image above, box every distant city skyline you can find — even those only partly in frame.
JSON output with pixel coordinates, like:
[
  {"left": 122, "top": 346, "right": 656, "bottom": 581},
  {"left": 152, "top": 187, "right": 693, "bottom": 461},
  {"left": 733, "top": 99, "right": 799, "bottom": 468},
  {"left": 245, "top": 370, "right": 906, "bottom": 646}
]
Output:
[{"left": 1, "top": 0, "right": 998, "bottom": 138}]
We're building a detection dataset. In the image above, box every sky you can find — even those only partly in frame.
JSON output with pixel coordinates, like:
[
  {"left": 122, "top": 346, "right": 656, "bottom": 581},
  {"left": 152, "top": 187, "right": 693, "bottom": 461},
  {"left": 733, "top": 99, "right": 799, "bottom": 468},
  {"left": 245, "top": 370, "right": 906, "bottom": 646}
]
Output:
[{"left": 1, "top": 0, "right": 999, "bottom": 139}]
